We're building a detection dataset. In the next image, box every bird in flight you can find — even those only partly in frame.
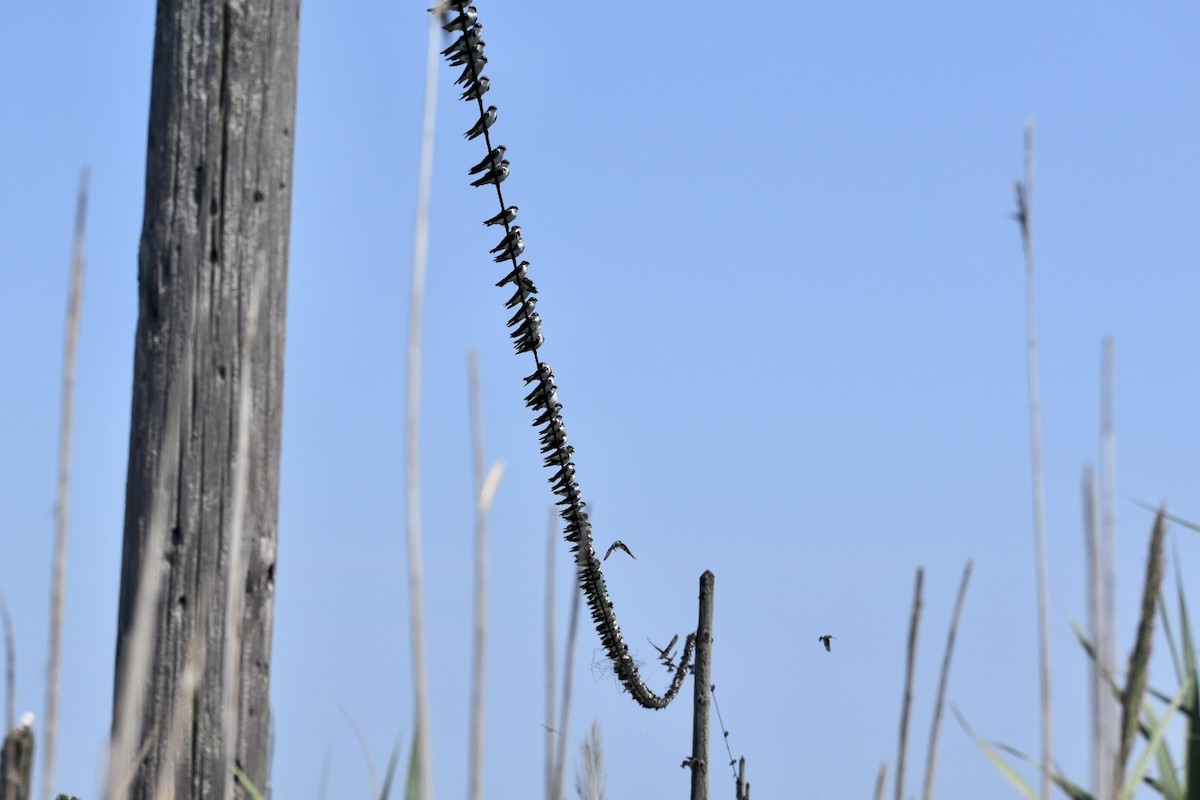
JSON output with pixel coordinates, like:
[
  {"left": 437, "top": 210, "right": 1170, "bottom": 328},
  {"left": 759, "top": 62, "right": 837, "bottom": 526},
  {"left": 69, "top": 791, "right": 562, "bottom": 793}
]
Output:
[
  {"left": 649, "top": 634, "right": 679, "bottom": 670},
  {"left": 818, "top": 635, "right": 836, "bottom": 652},
  {"left": 604, "top": 540, "right": 635, "bottom": 561}
]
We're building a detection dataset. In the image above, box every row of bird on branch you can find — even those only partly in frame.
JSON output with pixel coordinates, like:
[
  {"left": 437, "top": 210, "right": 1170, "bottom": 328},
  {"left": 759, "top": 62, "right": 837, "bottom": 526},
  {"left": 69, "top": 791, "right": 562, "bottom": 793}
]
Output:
[{"left": 431, "top": 0, "right": 699, "bottom": 710}]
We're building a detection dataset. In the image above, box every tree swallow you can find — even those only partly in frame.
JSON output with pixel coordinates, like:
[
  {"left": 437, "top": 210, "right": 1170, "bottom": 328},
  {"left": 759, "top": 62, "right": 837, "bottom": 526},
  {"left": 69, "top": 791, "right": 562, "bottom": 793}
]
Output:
[
  {"left": 470, "top": 159, "right": 510, "bottom": 188},
  {"left": 465, "top": 106, "right": 497, "bottom": 140},
  {"left": 507, "top": 296, "right": 536, "bottom": 326},
  {"left": 489, "top": 225, "right": 522, "bottom": 260},
  {"left": 484, "top": 205, "right": 518, "bottom": 227},
  {"left": 511, "top": 313, "right": 543, "bottom": 353},
  {"left": 819, "top": 635, "right": 836, "bottom": 652},
  {"left": 604, "top": 541, "right": 635, "bottom": 561},
  {"left": 454, "top": 56, "right": 488, "bottom": 87},
  {"left": 441, "top": 6, "right": 476, "bottom": 31},
  {"left": 459, "top": 75, "right": 490, "bottom": 102},
  {"left": 447, "top": 42, "right": 486, "bottom": 68},
  {"left": 471, "top": 147, "right": 506, "bottom": 177},
  {"left": 442, "top": 24, "right": 482, "bottom": 57}
]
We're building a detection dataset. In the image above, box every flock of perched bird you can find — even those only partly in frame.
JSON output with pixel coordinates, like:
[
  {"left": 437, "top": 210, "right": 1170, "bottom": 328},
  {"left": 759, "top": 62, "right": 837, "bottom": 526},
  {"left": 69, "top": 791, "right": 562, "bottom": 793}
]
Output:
[{"left": 430, "top": 1, "right": 696, "bottom": 710}]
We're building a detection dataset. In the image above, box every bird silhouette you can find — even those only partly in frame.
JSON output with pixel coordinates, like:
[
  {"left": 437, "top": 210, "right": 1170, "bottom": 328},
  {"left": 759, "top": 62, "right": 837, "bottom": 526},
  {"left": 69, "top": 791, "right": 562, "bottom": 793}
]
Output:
[
  {"left": 819, "top": 635, "right": 836, "bottom": 652},
  {"left": 604, "top": 540, "right": 635, "bottom": 561},
  {"left": 464, "top": 106, "right": 497, "bottom": 140},
  {"left": 649, "top": 634, "right": 678, "bottom": 661}
]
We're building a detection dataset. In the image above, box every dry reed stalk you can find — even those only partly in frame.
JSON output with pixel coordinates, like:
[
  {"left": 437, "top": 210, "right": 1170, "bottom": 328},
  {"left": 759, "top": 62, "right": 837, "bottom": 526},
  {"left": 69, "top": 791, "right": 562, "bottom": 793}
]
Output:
[
  {"left": 573, "top": 720, "right": 605, "bottom": 800},
  {"left": 544, "top": 511, "right": 557, "bottom": 800},
  {"left": 873, "top": 761, "right": 888, "bottom": 800},
  {"left": 1013, "top": 119, "right": 1052, "bottom": 800},
  {"left": 1083, "top": 468, "right": 1111, "bottom": 800},
  {"left": 922, "top": 560, "right": 973, "bottom": 800},
  {"left": 42, "top": 168, "right": 89, "bottom": 800},
  {"left": 552, "top": 573, "right": 584, "bottom": 800},
  {"left": 1, "top": 594, "right": 13, "bottom": 734},
  {"left": 467, "top": 353, "right": 503, "bottom": 800},
  {"left": 404, "top": 12, "right": 442, "bottom": 800},
  {"left": 895, "top": 567, "right": 923, "bottom": 800},
  {"left": 1098, "top": 338, "right": 1119, "bottom": 795}
]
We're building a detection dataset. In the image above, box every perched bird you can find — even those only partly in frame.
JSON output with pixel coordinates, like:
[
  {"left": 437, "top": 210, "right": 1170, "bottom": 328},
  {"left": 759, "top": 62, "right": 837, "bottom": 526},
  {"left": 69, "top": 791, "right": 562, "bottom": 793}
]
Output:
[
  {"left": 441, "top": 5, "right": 476, "bottom": 31},
  {"left": 459, "top": 75, "right": 490, "bottom": 102},
  {"left": 491, "top": 226, "right": 523, "bottom": 260},
  {"left": 489, "top": 226, "right": 522, "bottom": 260},
  {"left": 604, "top": 540, "right": 636, "bottom": 561},
  {"left": 447, "top": 42, "right": 486, "bottom": 68},
  {"left": 454, "top": 56, "right": 488, "bottom": 87},
  {"left": 470, "top": 159, "right": 510, "bottom": 188},
  {"left": 507, "top": 297, "right": 536, "bottom": 326},
  {"left": 523, "top": 361, "right": 554, "bottom": 386},
  {"left": 470, "top": 146, "right": 507, "bottom": 176},
  {"left": 442, "top": 24, "right": 482, "bottom": 57},
  {"left": 465, "top": 106, "right": 497, "bottom": 140},
  {"left": 818, "top": 635, "right": 836, "bottom": 652},
  {"left": 428, "top": 0, "right": 469, "bottom": 13},
  {"left": 484, "top": 205, "right": 518, "bottom": 227}
]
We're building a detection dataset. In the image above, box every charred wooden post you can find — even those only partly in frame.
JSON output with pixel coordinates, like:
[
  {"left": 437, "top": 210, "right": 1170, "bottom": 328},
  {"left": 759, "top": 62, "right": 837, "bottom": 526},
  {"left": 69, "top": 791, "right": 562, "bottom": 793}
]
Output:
[
  {"left": 689, "top": 571, "right": 714, "bottom": 800},
  {"left": 111, "top": 1, "right": 299, "bottom": 797}
]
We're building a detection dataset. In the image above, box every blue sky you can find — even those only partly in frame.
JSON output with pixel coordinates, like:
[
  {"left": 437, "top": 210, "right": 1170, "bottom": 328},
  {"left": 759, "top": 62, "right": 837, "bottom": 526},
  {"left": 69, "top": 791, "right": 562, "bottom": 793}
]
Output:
[{"left": 2, "top": 3, "right": 1199, "bottom": 798}]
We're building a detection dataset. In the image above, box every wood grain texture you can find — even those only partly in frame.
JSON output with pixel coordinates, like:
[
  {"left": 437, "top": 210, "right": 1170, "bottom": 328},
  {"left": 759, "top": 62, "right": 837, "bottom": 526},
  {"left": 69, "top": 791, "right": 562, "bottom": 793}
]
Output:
[{"left": 112, "top": 2, "right": 299, "bottom": 797}]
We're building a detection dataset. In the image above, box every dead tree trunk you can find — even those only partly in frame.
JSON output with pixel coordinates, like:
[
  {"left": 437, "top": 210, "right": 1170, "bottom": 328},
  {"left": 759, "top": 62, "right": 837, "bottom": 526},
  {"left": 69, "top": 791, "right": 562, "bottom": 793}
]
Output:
[{"left": 111, "top": 1, "right": 299, "bottom": 797}]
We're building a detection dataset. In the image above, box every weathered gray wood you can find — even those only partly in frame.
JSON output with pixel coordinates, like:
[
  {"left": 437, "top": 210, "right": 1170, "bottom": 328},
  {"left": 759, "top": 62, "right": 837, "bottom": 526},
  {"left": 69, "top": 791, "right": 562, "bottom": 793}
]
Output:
[
  {"left": 112, "top": 1, "right": 299, "bottom": 798},
  {"left": 1, "top": 722, "right": 33, "bottom": 800},
  {"left": 690, "top": 571, "right": 714, "bottom": 800}
]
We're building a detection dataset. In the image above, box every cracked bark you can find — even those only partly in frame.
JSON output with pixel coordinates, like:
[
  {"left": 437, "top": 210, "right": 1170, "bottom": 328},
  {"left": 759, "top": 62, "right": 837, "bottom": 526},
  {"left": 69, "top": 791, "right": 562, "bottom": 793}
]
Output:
[{"left": 111, "top": 2, "right": 299, "bottom": 797}]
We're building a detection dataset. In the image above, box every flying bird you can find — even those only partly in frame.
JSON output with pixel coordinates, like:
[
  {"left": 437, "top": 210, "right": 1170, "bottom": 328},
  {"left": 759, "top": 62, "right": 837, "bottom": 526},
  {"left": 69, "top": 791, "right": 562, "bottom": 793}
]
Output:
[
  {"left": 470, "top": 159, "right": 510, "bottom": 188},
  {"left": 484, "top": 205, "right": 518, "bottom": 227},
  {"left": 471, "top": 146, "right": 507, "bottom": 175},
  {"left": 604, "top": 540, "right": 635, "bottom": 561},
  {"left": 428, "top": 0, "right": 468, "bottom": 13},
  {"left": 649, "top": 634, "right": 679, "bottom": 662},
  {"left": 459, "top": 76, "right": 490, "bottom": 102},
  {"left": 465, "top": 106, "right": 497, "bottom": 140},
  {"left": 818, "top": 635, "right": 836, "bottom": 652}
]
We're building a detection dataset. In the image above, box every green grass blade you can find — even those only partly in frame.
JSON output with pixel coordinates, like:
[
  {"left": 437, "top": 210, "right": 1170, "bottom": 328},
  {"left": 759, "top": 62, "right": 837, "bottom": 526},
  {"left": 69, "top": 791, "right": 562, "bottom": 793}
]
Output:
[
  {"left": 1139, "top": 698, "right": 1184, "bottom": 800},
  {"left": 1171, "top": 546, "right": 1200, "bottom": 800},
  {"left": 233, "top": 764, "right": 268, "bottom": 800},
  {"left": 1120, "top": 510, "right": 1167, "bottom": 768},
  {"left": 379, "top": 739, "right": 402, "bottom": 800},
  {"left": 1121, "top": 674, "right": 1194, "bottom": 800},
  {"left": 990, "top": 741, "right": 1093, "bottom": 800},
  {"left": 1160, "top": 589, "right": 1184, "bottom": 685},
  {"left": 951, "top": 706, "right": 1039, "bottom": 800},
  {"left": 405, "top": 733, "right": 421, "bottom": 800}
]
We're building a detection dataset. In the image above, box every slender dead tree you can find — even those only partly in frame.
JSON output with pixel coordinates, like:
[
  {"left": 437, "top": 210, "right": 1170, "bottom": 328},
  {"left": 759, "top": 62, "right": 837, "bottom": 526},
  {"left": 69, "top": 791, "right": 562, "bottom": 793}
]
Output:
[{"left": 110, "top": 2, "right": 299, "bottom": 797}]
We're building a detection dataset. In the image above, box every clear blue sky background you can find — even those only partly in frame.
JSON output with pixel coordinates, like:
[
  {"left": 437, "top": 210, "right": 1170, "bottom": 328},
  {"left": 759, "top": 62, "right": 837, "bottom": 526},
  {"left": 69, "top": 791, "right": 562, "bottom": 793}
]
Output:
[{"left": 2, "top": 3, "right": 1199, "bottom": 799}]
